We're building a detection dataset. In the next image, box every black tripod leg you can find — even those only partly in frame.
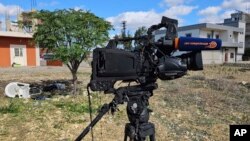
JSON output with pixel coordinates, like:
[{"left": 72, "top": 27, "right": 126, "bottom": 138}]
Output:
[
  {"left": 124, "top": 131, "right": 128, "bottom": 141},
  {"left": 149, "top": 134, "right": 155, "bottom": 141},
  {"left": 149, "top": 123, "right": 155, "bottom": 141},
  {"left": 75, "top": 104, "right": 110, "bottom": 141},
  {"left": 124, "top": 123, "right": 137, "bottom": 141}
]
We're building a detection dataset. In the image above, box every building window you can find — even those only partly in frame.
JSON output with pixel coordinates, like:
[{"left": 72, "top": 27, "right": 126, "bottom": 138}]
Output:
[
  {"left": 207, "top": 33, "right": 211, "bottom": 38},
  {"left": 14, "top": 48, "right": 23, "bottom": 57},
  {"left": 215, "top": 34, "right": 220, "bottom": 39},
  {"left": 186, "top": 33, "right": 192, "bottom": 37},
  {"left": 239, "top": 42, "right": 244, "bottom": 48},
  {"left": 230, "top": 53, "right": 234, "bottom": 59}
]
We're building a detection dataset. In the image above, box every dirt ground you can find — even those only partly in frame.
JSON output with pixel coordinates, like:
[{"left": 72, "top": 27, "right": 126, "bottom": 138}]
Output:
[{"left": 0, "top": 65, "right": 249, "bottom": 141}]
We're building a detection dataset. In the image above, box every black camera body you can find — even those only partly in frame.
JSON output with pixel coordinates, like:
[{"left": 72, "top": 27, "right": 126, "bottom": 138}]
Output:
[
  {"left": 90, "top": 48, "right": 188, "bottom": 91},
  {"left": 89, "top": 16, "right": 221, "bottom": 92}
]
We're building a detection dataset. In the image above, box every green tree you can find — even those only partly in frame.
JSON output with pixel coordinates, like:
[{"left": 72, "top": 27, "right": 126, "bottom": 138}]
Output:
[
  {"left": 32, "top": 9, "right": 112, "bottom": 94},
  {"left": 134, "top": 26, "right": 147, "bottom": 48}
]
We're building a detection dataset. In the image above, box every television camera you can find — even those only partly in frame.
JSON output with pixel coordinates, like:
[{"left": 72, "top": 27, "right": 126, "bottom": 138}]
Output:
[{"left": 76, "top": 16, "right": 221, "bottom": 141}]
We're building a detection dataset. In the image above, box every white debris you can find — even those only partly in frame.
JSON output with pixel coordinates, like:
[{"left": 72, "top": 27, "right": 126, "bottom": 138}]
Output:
[
  {"left": 5, "top": 82, "right": 31, "bottom": 98},
  {"left": 241, "top": 81, "right": 247, "bottom": 85}
]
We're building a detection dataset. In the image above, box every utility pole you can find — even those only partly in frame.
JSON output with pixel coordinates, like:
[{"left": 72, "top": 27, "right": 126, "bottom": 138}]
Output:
[
  {"left": 121, "top": 21, "right": 126, "bottom": 38},
  {"left": 5, "top": 12, "right": 11, "bottom": 31},
  {"left": 31, "top": 0, "right": 37, "bottom": 11}
]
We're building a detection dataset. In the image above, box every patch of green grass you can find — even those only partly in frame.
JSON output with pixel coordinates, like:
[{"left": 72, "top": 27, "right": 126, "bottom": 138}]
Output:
[
  {"left": 0, "top": 100, "right": 24, "bottom": 114},
  {"left": 53, "top": 101, "right": 97, "bottom": 114}
]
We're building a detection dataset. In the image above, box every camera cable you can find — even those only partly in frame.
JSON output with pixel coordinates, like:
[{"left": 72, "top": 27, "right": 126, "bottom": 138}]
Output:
[{"left": 87, "top": 84, "right": 94, "bottom": 141}]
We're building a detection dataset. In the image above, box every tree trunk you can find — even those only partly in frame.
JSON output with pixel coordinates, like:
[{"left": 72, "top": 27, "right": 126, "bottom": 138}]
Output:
[{"left": 72, "top": 72, "right": 78, "bottom": 95}]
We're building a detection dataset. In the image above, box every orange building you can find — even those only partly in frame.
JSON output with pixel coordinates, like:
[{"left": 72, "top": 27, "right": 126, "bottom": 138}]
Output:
[{"left": 0, "top": 31, "right": 40, "bottom": 67}]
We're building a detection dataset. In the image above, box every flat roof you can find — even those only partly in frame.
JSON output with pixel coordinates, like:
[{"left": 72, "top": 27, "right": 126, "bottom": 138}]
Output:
[
  {"left": 178, "top": 23, "right": 244, "bottom": 32},
  {"left": 0, "top": 31, "right": 33, "bottom": 38}
]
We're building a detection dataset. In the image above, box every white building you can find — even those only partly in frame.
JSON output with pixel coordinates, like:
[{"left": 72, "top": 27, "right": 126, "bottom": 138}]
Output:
[
  {"left": 223, "top": 12, "right": 250, "bottom": 49},
  {"left": 223, "top": 12, "right": 250, "bottom": 60}
]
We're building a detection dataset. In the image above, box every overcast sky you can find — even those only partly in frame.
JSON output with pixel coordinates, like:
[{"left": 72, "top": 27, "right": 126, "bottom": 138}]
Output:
[{"left": 1, "top": 0, "right": 250, "bottom": 33}]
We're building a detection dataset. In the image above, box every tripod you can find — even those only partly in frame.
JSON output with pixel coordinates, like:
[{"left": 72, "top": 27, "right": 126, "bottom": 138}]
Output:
[
  {"left": 75, "top": 83, "right": 157, "bottom": 141},
  {"left": 124, "top": 90, "right": 155, "bottom": 141}
]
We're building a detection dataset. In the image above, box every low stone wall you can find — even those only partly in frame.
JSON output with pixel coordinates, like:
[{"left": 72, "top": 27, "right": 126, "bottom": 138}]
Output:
[{"left": 222, "top": 62, "right": 250, "bottom": 68}]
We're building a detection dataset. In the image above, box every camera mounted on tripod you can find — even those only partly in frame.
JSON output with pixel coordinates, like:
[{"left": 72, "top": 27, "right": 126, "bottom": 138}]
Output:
[
  {"left": 89, "top": 16, "right": 221, "bottom": 92},
  {"left": 75, "top": 16, "right": 221, "bottom": 141}
]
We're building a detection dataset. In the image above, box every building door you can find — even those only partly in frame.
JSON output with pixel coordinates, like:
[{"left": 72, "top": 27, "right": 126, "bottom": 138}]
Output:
[
  {"left": 224, "top": 49, "right": 229, "bottom": 63},
  {"left": 225, "top": 53, "right": 228, "bottom": 62},
  {"left": 10, "top": 45, "right": 27, "bottom": 66}
]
